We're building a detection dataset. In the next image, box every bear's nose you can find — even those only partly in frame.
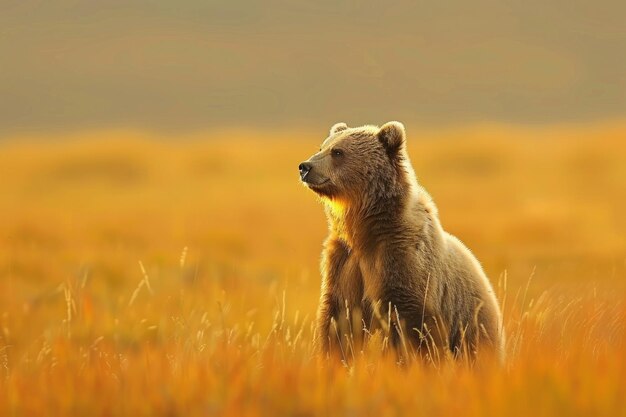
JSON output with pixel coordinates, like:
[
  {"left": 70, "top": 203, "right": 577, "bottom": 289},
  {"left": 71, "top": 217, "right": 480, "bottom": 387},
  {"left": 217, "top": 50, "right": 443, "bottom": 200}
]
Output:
[{"left": 299, "top": 162, "right": 312, "bottom": 181}]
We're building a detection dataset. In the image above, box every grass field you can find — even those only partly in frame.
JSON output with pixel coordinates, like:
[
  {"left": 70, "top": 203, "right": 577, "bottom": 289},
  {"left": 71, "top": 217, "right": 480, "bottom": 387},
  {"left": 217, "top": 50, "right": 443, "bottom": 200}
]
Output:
[{"left": 1, "top": 122, "right": 626, "bottom": 416}]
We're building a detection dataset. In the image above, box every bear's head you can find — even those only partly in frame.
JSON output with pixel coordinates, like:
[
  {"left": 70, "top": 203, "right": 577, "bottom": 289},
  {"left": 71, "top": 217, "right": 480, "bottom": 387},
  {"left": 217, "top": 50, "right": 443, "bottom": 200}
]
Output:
[{"left": 299, "top": 121, "right": 412, "bottom": 208}]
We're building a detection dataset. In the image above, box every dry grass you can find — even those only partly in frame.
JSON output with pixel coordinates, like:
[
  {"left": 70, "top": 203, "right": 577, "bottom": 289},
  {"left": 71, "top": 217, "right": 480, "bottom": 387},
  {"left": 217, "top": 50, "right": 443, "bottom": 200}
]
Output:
[{"left": 0, "top": 121, "right": 626, "bottom": 416}]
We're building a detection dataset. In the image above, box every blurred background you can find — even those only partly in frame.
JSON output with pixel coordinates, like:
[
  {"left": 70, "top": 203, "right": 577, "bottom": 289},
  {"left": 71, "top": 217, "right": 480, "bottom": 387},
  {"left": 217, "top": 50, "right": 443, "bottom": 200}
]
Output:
[
  {"left": 2, "top": 2, "right": 626, "bottom": 414},
  {"left": 1, "top": 0, "right": 625, "bottom": 314},
  {"left": 1, "top": 0, "right": 626, "bottom": 326},
  {"left": 1, "top": 0, "right": 625, "bottom": 136}
]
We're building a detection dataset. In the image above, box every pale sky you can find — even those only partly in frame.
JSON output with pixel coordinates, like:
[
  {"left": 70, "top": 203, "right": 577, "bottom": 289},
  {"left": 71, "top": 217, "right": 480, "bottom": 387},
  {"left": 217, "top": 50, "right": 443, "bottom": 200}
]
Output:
[{"left": 1, "top": 0, "right": 625, "bottom": 136}]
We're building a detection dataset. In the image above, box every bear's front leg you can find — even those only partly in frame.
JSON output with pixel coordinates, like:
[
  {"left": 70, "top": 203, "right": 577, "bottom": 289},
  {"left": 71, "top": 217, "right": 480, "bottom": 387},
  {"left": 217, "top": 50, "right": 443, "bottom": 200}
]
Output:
[
  {"left": 373, "top": 260, "right": 448, "bottom": 364},
  {"left": 379, "top": 287, "right": 446, "bottom": 363},
  {"left": 315, "top": 235, "right": 364, "bottom": 358}
]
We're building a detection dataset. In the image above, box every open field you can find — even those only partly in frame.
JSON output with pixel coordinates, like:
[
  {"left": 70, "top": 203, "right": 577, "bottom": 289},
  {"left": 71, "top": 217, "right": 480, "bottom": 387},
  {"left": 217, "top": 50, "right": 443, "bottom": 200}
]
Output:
[{"left": 1, "top": 122, "right": 626, "bottom": 416}]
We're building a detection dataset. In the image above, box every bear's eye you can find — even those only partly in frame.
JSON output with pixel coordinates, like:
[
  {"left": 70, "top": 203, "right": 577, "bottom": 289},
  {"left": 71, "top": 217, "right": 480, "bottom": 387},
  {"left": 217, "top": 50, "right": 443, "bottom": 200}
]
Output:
[{"left": 331, "top": 149, "right": 344, "bottom": 158}]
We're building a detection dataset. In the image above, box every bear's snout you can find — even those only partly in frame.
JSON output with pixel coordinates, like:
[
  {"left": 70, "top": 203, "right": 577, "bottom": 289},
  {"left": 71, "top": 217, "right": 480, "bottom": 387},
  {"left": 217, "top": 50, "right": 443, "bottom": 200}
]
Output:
[{"left": 299, "top": 162, "right": 312, "bottom": 181}]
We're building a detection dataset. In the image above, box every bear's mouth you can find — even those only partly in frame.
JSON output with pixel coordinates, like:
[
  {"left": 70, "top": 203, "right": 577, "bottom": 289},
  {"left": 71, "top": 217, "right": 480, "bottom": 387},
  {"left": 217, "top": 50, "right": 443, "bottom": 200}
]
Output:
[
  {"left": 304, "top": 177, "right": 335, "bottom": 198},
  {"left": 306, "top": 178, "right": 329, "bottom": 188}
]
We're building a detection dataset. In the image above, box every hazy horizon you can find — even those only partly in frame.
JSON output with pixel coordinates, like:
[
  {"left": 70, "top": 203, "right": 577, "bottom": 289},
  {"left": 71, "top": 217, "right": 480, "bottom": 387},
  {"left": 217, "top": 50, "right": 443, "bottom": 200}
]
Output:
[{"left": 1, "top": 0, "right": 625, "bottom": 137}]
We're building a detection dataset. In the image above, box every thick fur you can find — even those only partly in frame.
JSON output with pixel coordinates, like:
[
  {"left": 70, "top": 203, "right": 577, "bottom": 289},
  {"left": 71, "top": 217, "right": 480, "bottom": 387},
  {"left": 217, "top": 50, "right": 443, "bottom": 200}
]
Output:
[{"left": 301, "top": 122, "right": 504, "bottom": 364}]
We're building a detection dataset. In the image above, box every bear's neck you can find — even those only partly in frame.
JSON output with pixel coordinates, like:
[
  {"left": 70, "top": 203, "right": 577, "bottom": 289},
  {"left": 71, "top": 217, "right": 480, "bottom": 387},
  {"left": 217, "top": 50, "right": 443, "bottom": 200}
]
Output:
[{"left": 325, "top": 187, "right": 412, "bottom": 252}]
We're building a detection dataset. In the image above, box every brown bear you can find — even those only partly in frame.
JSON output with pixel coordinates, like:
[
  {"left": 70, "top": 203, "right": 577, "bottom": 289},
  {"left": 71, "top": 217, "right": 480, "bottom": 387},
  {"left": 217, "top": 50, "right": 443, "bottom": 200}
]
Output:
[{"left": 299, "top": 121, "right": 504, "bottom": 364}]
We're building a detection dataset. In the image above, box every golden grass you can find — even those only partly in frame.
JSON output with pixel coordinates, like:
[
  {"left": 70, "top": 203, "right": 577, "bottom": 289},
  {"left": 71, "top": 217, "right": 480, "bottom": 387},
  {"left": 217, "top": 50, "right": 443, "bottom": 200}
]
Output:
[{"left": 1, "top": 121, "right": 626, "bottom": 416}]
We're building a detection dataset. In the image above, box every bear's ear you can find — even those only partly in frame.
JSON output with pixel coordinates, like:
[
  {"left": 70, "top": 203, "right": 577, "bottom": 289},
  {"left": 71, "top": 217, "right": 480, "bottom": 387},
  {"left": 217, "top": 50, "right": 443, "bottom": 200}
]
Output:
[
  {"left": 329, "top": 122, "right": 348, "bottom": 136},
  {"left": 377, "top": 121, "right": 406, "bottom": 154}
]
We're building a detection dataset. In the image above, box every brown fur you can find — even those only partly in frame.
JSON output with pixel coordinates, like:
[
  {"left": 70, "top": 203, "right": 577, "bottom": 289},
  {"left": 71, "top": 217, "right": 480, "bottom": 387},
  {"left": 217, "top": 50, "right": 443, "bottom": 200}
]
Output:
[{"left": 300, "top": 122, "right": 504, "bottom": 364}]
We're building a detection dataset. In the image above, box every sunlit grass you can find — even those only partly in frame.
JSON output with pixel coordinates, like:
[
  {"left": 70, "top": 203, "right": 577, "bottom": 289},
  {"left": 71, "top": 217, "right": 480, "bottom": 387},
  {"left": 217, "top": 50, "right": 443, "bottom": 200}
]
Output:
[{"left": 0, "top": 121, "right": 625, "bottom": 415}]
